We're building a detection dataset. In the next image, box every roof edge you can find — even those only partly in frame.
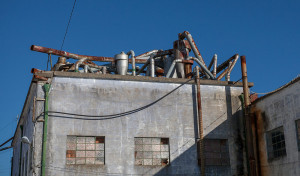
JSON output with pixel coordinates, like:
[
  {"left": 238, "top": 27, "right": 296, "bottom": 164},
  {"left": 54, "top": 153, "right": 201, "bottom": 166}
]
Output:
[{"left": 35, "top": 71, "right": 254, "bottom": 87}]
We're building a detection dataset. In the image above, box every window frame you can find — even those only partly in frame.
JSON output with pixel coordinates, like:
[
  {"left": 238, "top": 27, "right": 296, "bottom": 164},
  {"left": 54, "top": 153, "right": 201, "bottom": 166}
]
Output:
[
  {"left": 134, "top": 137, "right": 170, "bottom": 166},
  {"left": 198, "top": 138, "right": 230, "bottom": 166},
  {"left": 66, "top": 136, "right": 105, "bottom": 165},
  {"left": 266, "top": 126, "right": 286, "bottom": 160}
]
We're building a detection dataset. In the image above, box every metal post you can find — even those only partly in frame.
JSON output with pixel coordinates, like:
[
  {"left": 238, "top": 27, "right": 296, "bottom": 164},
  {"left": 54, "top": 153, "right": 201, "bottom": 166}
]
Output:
[
  {"left": 195, "top": 66, "right": 205, "bottom": 176},
  {"left": 241, "top": 56, "right": 257, "bottom": 176}
]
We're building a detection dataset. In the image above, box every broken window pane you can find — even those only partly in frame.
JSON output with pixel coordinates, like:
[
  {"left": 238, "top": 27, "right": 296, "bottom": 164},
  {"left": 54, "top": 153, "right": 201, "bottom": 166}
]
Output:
[
  {"left": 134, "top": 137, "right": 170, "bottom": 166},
  {"left": 66, "top": 136, "right": 105, "bottom": 165}
]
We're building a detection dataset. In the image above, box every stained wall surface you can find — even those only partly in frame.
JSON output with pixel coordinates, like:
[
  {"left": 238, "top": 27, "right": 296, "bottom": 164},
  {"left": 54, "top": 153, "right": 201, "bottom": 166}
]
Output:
[
  {"left": 253, "top": 80, "right": 300, "bottom": 176},
  {"left": 41, "top": 77, "right": 244, "bottom": 176}
]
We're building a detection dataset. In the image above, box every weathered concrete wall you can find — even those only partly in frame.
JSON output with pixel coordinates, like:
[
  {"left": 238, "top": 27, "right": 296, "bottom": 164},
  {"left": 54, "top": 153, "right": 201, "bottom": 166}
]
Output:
[
  {"left": 43, "top": 77, "right": 244, "bottom": 176},
  {"left": 253, "top": 80, "right": 300, "bottom": 176},
  {"left": 12, "top": 83, "right": 37, "bottom": 176}
]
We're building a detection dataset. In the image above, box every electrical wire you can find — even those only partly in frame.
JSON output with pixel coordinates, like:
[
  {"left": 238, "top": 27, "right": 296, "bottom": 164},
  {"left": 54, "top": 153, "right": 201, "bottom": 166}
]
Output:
[
  {"left": 60, "top": 0, "right": 77, "bottom": 50},
  {"left": 41, "top": 79, "right": 193, "bottom": 120}
]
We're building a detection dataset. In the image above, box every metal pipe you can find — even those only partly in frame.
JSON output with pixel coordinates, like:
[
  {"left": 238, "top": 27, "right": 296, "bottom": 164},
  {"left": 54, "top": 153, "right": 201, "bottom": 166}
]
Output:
[
  {"left": 41, "top": 84, "right": 50, "bottom": 176},
  {"left": 190, "top": 57, "right": 215, "bottom": 79},
  {"left": 213, "top": 54, "right": 217, "bottom": 78},
  {"left": 207, "top": 54, "right": 215, "bottom": 71},
  {"left": 136, "top": 59, "right": 150, "bottom": 75},
  {"left": 215, "top": 54, "right": 238, "bottom": 74},
  {"left": 195, "top": 66, "right": 205, "bottom": 176},
  {"left": 226, "top": 61, "right": 233, "bottom": 81},
  {"left": 75, "top": 58, "right": 88, "bottom": 72},
  {"left": 135, "top": 50, "right": 158, "bottom": 58},
  {"left": 102, "top": 66, "right": 107, "bottom": 74},
  {"left": 178, "top": 31, "right": 207, "bottom": 68},
  {"left": 150, "top": 55, "right": 155, "bottom": 77},
  {"left": 216, "top": 54, "right": 239, "bottom": 80},
  {"left": 241, "top": 56, "right": 257, "bottom": 176},
  {"left": 127, "top": 50, "right": 136, "bottom": 76},
  {"left": 30, "top": 45, "right": 148, "bottom": 64},
  {"left": 166, "top": 59, "right": 178, "bottom": 78},
  {"left": 241, "top": 56, "right": 250, "bottom": 107},
  {"left": 84, "top": 65, "right": 93, "bottom": 73},
  {"left": 178, "top": 31, "right": 210, "bottom": 79}
]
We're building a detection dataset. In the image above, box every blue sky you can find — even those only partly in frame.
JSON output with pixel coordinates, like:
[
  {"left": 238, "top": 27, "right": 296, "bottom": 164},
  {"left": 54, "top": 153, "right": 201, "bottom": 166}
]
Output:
[{"left": 0, "top": 0, "right": 299, "bottom": 175}]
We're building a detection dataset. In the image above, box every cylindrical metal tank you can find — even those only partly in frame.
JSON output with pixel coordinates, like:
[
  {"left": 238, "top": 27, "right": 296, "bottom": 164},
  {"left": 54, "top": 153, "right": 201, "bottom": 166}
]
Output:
[{"left": 114, "top": 52, "right": 128, "bottom": 75}]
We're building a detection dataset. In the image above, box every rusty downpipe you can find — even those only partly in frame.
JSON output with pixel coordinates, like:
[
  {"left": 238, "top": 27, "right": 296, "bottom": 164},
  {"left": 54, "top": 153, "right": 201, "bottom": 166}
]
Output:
[
  {"left": 195, "top": 66, "right": 205, "bottom": 176},
  {"left": 241, "top": 56, "right": 257, "bottom": 176}
]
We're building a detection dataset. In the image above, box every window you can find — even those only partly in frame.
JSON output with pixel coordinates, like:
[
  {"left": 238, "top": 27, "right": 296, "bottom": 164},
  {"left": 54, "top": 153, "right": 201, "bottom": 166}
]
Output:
[
  {"left": 296, "top": 120, "right": 300, "bottom": 151},
  {"left": 66, "top": 136, "right": 105, "bottom": 165},
  {"left": 134, "top": 137, "right": 170, "bottom": 166},
  {"left": 266, "top": 126, "right": 286, "bottom": 160},
  {"left": 198, "top": 139, "right": 230, "bottom": 166}
]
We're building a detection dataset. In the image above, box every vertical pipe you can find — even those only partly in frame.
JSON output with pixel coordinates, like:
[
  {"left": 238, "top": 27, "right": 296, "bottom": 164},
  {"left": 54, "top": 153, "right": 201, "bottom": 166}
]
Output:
[
  {"left": 213, "top": 54, "right": 217, "bottom": 78},
  {"left": 102, "top": 66, "right": 107, "bottom": 74},
  {"left": 41, "top": 84, "right": 50, "bottom": 176},
  {"left": 195, "top": 66, "right": 205, "bottom": 176},
  {"left": 150, "top": 56, "right": 155, "bottom": 77},
  {"left": 241, "top": 56, "right": 250, "bottom": 107},
  {"left": 127, "top": 50, "right": 136, "bottom": 76},
  {"left": 241, "top": 56, "right": 257, "bottom": 176},
  {"left": 226, "top": 61, "right": 232, "bottom": 81}
]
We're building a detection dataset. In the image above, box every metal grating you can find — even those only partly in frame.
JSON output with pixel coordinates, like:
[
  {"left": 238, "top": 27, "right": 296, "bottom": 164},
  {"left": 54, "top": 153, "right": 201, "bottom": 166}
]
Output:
[
  {"left": 134, "top": 137, "right": 170, "bottom": 166},
  {"left": 66, "top": 136, "right": 105, "bottom": 165}
]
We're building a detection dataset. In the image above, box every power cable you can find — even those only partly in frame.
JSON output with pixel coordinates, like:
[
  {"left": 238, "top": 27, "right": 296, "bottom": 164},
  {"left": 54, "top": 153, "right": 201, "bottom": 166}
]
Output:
[
  {"left": 60, "top": 0, "right": 77, "bottom": 50},
  {"left": 38, "top": 79, "right": 193, "bottom": 121}
]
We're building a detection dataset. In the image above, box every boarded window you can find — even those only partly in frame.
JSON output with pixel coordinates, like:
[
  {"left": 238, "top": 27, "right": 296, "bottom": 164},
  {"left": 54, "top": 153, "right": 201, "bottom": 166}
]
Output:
[
  {"left": 66, "top": 136, "right": 105, "bottom": 165},
  {"left": 266, "top": 126, "right": 286, "bottom": 160},
  {"left": 296, "top": 120, "right": 300, "bottom": 151},
  {"left": 134, "top": 137, "right": 170, "bottom": 166},
  {"left": 198, "top": 139, "right": 230, "bottom": 166}
]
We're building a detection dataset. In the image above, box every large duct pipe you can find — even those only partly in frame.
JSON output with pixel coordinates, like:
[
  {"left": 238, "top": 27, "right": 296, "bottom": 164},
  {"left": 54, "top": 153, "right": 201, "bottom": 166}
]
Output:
[
  {"left": 127, "top": 50, "right": 136, "bottom": 76},
  {"left": 114, "top": 52, "right": 128, "bottom": 75}
]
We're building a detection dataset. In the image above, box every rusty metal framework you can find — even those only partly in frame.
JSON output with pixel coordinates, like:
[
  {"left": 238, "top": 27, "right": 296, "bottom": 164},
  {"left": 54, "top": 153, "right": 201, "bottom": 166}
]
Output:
[{"left": 30, "top": 31, "right": 240, "bottom": 81}]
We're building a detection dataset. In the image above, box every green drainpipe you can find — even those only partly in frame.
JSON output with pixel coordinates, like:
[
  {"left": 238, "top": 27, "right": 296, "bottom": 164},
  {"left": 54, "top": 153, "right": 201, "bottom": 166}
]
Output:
[{"left": 41, "top": 84, "right": 50, "bottom": 176}]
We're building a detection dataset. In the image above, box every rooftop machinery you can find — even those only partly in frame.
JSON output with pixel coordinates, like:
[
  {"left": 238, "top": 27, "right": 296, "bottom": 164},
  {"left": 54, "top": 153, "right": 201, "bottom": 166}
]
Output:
[{"left": 30, "top": 31, "right": 239, "bottom": 81}]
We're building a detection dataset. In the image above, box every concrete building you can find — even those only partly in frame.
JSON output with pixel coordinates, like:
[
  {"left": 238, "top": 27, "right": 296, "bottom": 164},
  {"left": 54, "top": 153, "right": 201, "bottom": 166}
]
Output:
[
  {"left": 11, "top": 31, "right": 256, "bottom": 175},
  {"left": 250, "top": 76, "right": 300, "bottom": 176},
  {"left": 11, "top": 71, "right": 253, "bottom": 176}
]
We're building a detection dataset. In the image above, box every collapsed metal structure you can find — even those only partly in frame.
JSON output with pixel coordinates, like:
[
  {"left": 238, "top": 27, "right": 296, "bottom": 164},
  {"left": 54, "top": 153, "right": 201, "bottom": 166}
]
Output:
[{"left": 30, "top": 31, "right": 239, "bottom": 81}]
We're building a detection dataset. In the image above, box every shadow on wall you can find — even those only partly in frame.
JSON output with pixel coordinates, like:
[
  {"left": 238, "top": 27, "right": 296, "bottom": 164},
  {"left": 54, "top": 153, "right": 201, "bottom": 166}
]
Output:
[{"left": 151, "top": 86, "right": 244, "bottom": 175}]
